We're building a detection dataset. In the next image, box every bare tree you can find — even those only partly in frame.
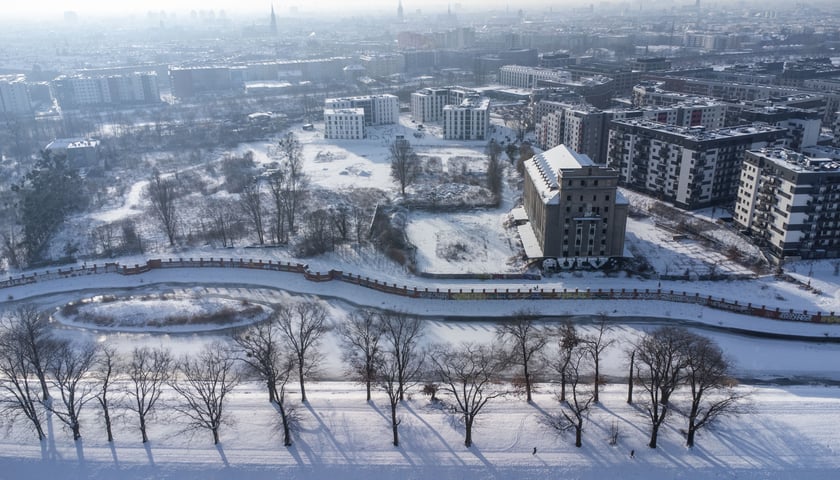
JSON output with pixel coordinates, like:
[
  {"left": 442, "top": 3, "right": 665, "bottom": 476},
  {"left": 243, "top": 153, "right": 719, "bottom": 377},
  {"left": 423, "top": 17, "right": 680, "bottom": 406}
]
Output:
[
  {"left": 0, "top": 329, "right": 46, "bottom": 440},
  {"left": 125, "top": 346, "right": 174, "bottom": 443},
  {"left": 627, "top": 348, "right": 635, "bottom": 405},
  {"left": 552, "top": 320, "right": 581, "bottom": 403},
  {"left": 93, "top": 345, "right": 119, "bottom": 442},
  {"left": 431, "top": 342, "right": 507, "bottom": 447},
  {"left": 389, "top": 137, "right": 421, "bottom": 195},
  {"left": 495, "top": 310, "right": 547, "bottom": 403},
  {"left": 634, "top": 326, "right": 692, "bottom": 448},
  {"left": 171, "top": 343, "right": 241, "bottom": 445},
  {"left": 379, "top": 310, "right": 425, "bottom": 401},
  {"left": 276, "top": 132, "right": 307, "bottom": 235},
  {"left": 298, "top": 209, "right": 335, "bottom": 256},
  {"left": 233, "top": 320, "right": 297, "bottom": 446},
  {"left": 503, "top": 103, "right": 532, "bottom": 142},
  {"left": 46, "top": 341, "right": 98, "bottom": 440},
  {"left": 146, "top": 170, "right": 179, "bottom": 246},
  {"left": 276, "top": 300, "right": 331, "bottom": 403},
  {"left": 517, "top": 142, "right": 535, "bottom": 175},
  {"left": 266, "top": 170, "right": 288, "bottom": 244},
  {"left": 2, "top": 305, "right": 59, "bottom": 401},
  {"left": 376, "top": 349, "right": 408, "bottom": 447},
  {"left": 583, "top": 315, "right": 614, "bottom": 404},
  {"left": 682, "top": 335, "right": 746, "bottom": 448},
  {"left": 550, "top": 347, "right": 594, "bottom": 448},
  {"left": 337, "top": 308, "right": 384, "bottom": 402},
  {"left": 240, "top": 179, "right": 266, "bottom": 245},
  {"left": 204, "top": 196, "right": 239, "bottom": 247},
  {"left": 485, "top": 139, "right": 504, "bottom": 202}
]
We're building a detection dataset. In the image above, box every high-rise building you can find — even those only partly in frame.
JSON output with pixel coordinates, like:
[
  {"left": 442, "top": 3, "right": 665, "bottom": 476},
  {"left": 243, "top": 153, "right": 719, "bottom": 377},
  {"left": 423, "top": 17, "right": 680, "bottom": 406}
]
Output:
[
  {"left": 735, "top": 148, "right": 840, "bottom": 260},
  {"left": 534, "top": 101, "right": 726, "bottom": 163},
  {"left": 607, "top": 120, "right": 787, "bottom": 209}
]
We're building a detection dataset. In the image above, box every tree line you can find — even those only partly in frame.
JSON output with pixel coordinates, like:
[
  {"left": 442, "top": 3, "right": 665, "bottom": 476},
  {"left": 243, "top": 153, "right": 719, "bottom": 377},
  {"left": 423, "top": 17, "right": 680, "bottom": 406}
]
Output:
[{"left": 0, "top": 304, "right": 745, "bottom": 450}]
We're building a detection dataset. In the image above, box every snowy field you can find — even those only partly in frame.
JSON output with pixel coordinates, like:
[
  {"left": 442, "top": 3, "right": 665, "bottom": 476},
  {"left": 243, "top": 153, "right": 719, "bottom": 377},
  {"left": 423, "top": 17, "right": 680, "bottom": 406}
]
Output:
[{"left": 1, "top": 383, "right": 839, "bottom": 480}]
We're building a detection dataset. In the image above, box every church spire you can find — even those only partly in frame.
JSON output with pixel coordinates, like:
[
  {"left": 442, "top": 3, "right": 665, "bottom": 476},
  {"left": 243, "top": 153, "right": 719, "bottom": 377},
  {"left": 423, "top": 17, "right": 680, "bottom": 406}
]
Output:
[
  {"left": 270, "top": 4, "right": 277, "bottom": 35},
  {"left": 397, "top": 0, "right": 404, "bottom": 22}
]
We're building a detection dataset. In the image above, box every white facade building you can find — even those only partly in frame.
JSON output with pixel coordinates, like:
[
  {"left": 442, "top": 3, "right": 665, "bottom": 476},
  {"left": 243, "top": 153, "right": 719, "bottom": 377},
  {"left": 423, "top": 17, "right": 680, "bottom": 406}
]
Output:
[
  {"left": 499, "top": 65, "right": 571, "bottom": 89},
  {"left": 410, "top": 86, "right": 478, "bottom": 123},
  {"left": 324, "top": 94, "right": 399, "bottom": 126},
  {"left": 0, "top": 76, "right": 33, "bottom": 115},
  {"left": 324, "top": 108, "right": 366, "bottom": 139},
  {"left": 735, "top": 148, "right": 840, "bottom": 260},
  {"left": 443, "top": 97, "right": 490, "bottom": 140}
]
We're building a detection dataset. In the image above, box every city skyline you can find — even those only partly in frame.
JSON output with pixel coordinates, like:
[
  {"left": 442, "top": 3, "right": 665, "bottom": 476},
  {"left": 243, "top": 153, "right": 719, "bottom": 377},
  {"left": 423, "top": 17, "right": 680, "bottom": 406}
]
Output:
[{"left": 3, "top": 0, "right": 591, "bottom": 18}]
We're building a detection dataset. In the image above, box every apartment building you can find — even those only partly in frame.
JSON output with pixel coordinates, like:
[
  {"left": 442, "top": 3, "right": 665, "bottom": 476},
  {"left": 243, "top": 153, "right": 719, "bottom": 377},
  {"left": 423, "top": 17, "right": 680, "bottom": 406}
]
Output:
[
  {"left": 737, "top": 106, "right": 821, "bottom": 152},
  {"left": 520, "top": 145, "right": 628, "bottom": 259},
  {"left": 499, "top": 65, "right": 572, "bottom": 89},
  {"left": 534, "top": 101, "right": 726, "bottom": 164},
  {"left": 0, "top": 75, "right": 33, "bottom": 115},
  {"left": 735, "top": 148, "right": 840, "bottom": 259},
  {"left": 607, "top": 120, "right": 787, "bottom": 209},
  {"left": 52, "top": 72, "right": 160, "bottom": 108},
  {"left": 410, "top": 86, "right": 477, "bottom": 123},
  {"left": 442, "top": 96, "right": 489, "bottom": 140},
  {"left": 324, "top": 94, "right": 399, "bottom": 126},
  {"left": 324, "top": 108, "right": 366, "bottom": 140}
]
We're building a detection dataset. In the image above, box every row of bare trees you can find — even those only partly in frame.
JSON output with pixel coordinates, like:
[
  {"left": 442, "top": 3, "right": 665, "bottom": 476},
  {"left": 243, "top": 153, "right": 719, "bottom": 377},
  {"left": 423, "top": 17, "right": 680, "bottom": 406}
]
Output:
[
  {"left": 493, "top": 313, "right": 745, "bottom": 449},
  {"left": 0, "top": 304, "right": 744, "bottom": 450},
  {"left": 0, "top": 305, "right": 242, "bottom": 444}
]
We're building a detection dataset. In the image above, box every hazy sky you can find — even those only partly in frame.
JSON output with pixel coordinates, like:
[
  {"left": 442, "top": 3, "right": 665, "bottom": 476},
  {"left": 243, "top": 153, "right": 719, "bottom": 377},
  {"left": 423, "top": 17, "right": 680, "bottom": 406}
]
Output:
[{"left": 4, "top": 1, "right": 557, "bottom": 17}]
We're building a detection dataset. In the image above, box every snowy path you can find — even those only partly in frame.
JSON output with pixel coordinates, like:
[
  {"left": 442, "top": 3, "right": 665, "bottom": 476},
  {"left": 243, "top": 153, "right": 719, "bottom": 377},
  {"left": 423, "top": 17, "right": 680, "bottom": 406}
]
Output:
[
  {"left": 1, "top": 384, "right": 838, "bottom": 480},
  {"left": 90, "top": 179, "right": 148, "bottom": 223},
  {"left": 5, "top": 267, "right": 840, "bottom": 341}
]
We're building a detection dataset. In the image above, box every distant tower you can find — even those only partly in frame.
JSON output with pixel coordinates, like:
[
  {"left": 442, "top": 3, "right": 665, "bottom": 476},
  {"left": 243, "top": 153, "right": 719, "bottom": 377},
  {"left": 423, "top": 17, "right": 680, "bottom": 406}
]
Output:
[
  {"left": 397, "top": 0, "right": 404, "bottom": 22},
  {"left": 270, "top": 4, "right": 278, "bottom": 35}
]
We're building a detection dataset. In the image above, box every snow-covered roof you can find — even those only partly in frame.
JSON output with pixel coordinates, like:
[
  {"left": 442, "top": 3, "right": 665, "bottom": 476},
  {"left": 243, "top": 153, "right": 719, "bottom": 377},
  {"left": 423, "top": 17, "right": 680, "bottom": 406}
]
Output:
[
  {"left": 45, "top": 138, "right": 99, "bottom": 150},
  {"left": 524, "top": 145, "right": 594, "bottom": 204},
  {"left": 516, "top": 222, "right": 544, "bottom": 258}
]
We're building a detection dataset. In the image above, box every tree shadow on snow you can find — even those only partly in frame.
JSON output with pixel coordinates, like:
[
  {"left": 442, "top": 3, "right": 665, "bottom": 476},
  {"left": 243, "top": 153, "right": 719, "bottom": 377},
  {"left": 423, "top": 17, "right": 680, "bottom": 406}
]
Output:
[
  {"left": 215, "top": 442, "right": 230, "bottom": 468},
  {"left": 290, "top": 403, "right": 353, "bottom": 466},
  {"left": 109, "top": 442, "right": 119, "bottom": 467},
  {"left": 402, "top": 402, "right": 467, "bottom": 467},
  {"left": 144, "top": 442, "right": 155, "bottom": 468}
]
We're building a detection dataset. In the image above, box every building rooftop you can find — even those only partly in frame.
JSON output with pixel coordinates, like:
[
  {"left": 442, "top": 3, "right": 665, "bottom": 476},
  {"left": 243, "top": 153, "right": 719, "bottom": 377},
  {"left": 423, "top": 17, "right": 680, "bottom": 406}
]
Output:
[
  {"left": 525, "top": 145, "right": 596, "bottom": 205},
  {"left": 45, "top": 138, "right": 99, "bottom": 150},
  {"left": 324, "top": 108, "right": 364, "bottom": 115},
  {"left": 752, "top": 148, "right": 840, "bottom": 173},
  {"left": 612, "top": 119, "right": 786, "bottom": 141}
]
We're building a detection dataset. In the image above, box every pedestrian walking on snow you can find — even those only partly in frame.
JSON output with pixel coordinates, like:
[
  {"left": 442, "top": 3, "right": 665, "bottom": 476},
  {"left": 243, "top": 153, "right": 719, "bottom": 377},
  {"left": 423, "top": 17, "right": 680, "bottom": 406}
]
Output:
[
  {"left": 630, "top": 449, "right": 635, "bottom": 459},
  {"left": 533, "top": 447, "right": 537, "bottom": 455}
]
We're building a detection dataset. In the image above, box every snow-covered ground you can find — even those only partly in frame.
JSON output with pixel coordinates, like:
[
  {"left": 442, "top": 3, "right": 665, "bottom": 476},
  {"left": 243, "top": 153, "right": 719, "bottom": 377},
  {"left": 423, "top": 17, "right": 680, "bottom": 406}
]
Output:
[
  {"left": 2, "top": 383, "right": 839, "bottom": 480},
  {"left": 4, "top": 117, "right": 840, "bottom": 478}
]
